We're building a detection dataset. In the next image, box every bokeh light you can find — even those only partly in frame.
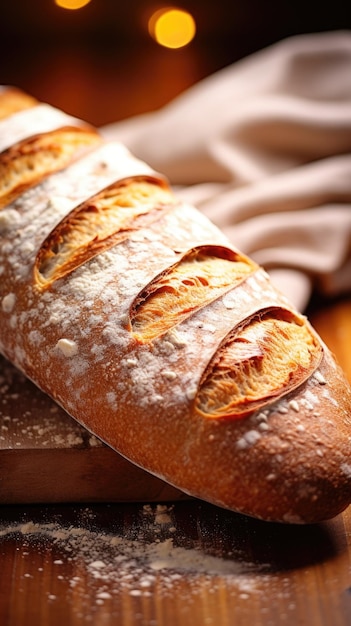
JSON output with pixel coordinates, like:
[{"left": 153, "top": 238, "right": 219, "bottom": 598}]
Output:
[
  {"left": 148, "top": 7, "right": 196, "bottom": 49},
  {"left": 54, "top": 0, "right": 92, "bottom": 10}
]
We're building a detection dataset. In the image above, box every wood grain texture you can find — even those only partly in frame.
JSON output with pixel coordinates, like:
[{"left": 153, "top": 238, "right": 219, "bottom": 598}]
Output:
[{"left": 0, "top": 499, "right": 351, "bottom": 626}]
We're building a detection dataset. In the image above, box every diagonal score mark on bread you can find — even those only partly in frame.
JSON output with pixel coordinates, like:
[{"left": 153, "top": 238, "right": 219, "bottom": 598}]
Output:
[
  {"left": 0, "top": 127, "right": 101, "bottom": 209},
  {"left": 34, "top": 175, "right": 176, "bottom": 289},
  {"left": 196, "top": 307, "right": 323, "bottom": 419},
  {"left": 130, "top": 245, "right": 257, "bottom": 342}
]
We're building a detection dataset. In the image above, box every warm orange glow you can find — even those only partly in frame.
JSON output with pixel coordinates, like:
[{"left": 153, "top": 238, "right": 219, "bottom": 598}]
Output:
[
  {"left": 54, "top": 0, "right": 92, "bottom": 9},
  {"left": 148, "top": 7, "right": 196, "bottom": 49}
]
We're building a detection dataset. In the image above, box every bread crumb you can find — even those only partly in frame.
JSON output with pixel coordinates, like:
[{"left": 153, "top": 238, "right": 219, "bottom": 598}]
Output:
[
  {"left": 314, "top": 371, "right": 327, "bottom": 385},
  {"left": 1, "top": 293, "right": 16, "bottom": 313},
  {"left": 89, "top": 560, "right": 106, "bottom": 569},
  {"left": 288, "top": 400, "right": 299, "bottom": 413},
  {"left": 236, "top": 430, "right": 261, "bottom": 450},
  {"left": 55, "top": 338, "right": 79, "bottom": 357}
]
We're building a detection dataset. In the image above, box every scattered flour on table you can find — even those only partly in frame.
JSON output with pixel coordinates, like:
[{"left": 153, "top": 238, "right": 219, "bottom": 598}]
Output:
[
  {"left": 0, "top": 359, "right": 103, "bottom": 449},
  {"left": 0, "top": 504, "right": 259, "bottom": 606}
]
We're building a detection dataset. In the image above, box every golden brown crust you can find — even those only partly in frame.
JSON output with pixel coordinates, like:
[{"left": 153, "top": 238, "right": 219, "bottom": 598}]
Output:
[{"left": 0, "top": 90, "right": 351, "bottom": 523}]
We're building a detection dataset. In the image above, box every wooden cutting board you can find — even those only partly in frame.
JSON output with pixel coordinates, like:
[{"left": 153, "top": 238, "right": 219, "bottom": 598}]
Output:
[{"left": 0, "top": 354, "right": 186, "bottom": 504}]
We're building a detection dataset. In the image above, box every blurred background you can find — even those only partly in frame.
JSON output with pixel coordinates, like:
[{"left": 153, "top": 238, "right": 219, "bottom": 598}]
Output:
[{"left": 1, "top": 0, "right": 351, "bottom": 126}]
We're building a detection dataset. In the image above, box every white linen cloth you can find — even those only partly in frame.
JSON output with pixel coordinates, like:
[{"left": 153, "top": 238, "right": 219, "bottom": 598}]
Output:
[{"left": 102, "top": 31, "right": 351, "bottom": 311}]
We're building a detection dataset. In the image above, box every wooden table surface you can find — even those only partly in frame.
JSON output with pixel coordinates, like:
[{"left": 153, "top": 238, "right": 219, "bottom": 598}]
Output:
[{"left": 0, "top": 297, "right": 351, "bottom": 626}]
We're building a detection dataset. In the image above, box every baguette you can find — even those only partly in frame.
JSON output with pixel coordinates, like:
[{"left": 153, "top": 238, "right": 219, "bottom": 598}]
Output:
[{"left": 0, "top": 86, "right": 351, "bottom": 523}]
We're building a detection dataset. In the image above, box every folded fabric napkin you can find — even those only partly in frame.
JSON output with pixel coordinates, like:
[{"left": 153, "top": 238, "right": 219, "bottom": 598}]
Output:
[{"left": 102, "top": 31, "right": 351, "bottom": 311}]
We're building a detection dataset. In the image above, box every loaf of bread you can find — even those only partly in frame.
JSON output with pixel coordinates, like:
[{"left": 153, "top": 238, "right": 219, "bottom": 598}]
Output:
[{"left": 1, "top": 86, "right": 351, "bottom": 523}]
